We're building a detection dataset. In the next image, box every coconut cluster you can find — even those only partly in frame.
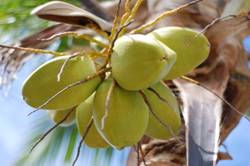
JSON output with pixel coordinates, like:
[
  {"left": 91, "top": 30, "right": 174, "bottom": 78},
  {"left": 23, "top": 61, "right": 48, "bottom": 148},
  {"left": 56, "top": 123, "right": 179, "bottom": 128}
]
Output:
[{"left": 22, "top": 26, "right": 210, "bottom": 149}]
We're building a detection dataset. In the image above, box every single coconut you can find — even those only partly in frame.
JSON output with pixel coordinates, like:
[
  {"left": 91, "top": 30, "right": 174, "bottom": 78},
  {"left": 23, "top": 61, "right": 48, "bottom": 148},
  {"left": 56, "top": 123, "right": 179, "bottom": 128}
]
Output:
[
  {"left": 143, "top": 82, "right": 181, "bottom": 139},
  {"left": 22, "top": 56, "right": 101, "bottom": 110},
  {"left": 48, "top": 108, "right": 75, "bottom": 127},
  {"left": 76, "top": 94, "right": 109, "bottom": 148},
  {"left": 149, "top": 26, "right": 210, "bottom": 80},
  {"left": 111, "top": 34, "right": 176, "bottom": 90},
  {"left": 93, "top": 79, "right": 149, "bottom": 148}
]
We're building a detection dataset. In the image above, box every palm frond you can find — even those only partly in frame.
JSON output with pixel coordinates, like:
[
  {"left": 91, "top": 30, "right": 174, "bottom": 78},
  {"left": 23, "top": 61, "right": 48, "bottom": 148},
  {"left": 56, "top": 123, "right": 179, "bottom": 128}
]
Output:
[{"left": 14, "top": 115, "right": 129, "bottom": 166}]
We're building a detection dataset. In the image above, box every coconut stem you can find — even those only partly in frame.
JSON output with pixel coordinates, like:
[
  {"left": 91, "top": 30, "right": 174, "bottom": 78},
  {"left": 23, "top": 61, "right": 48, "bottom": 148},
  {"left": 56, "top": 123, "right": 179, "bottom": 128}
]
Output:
[
  {"left": 101, "top": 79, "right": 116, "bottom": 130},
  {"left": 109, "top": 0, "right": 122, "bottom": 42},
  {"left": 102, "top": 0, "right": 139, "bottom": 69},
  {"left": 181, "top": 76, "right": 250, "bottom": 122},
  {"left": 30, "top": 108, "right": 75, "bottom": 153},
  {"left": 126, "top": 0, "right": 144, "bottom": 24},
  {"left": 0, "top": 44, "right": 66, "bottom": 57},
  {"left": 57, "top": 53, "right": 85, "bottom": 82},
  {"left": 102, "top": 20, "right": 133, "bottom": 69},
  {"left": 27, "top": 67, "right": 111, "bottom": 116},
  {"left": 101, "top": 0, "right": 122, "bottom": 68},
  {"left": 138, "top": 142, "right": 147, "bottom": 166},
  {"left": 72, "top": 119, "right": 93, "bottom": 166},
  {"left": 124, "top": 0, "right": 132, "bottom": 13},
  {"left": 119, "top": 0, "right": 144, "bottom": 36},
  {"left": 121, "top": 0, "right": 132, "bottom": 25},
  {"left": 136, "top": 144, "right": 140, "bottom": 166},
  {"left": 39, "top": 31, "right": 109, "bottom": 48},
  {"left": 131, "top": 0, "right": 203, "bottom": 34},
  {"left": 197, "top": 15, "right": 237, "bottom": 36}
]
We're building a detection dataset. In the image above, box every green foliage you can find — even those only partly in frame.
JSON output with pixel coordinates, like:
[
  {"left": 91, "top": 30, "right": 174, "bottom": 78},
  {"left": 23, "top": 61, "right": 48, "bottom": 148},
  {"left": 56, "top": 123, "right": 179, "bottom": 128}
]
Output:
[
  {"left": 0, "top": 0, "right": 80, "bottom": 41},
  {"left": 14, "top": 115, "right": 115, "bottom": 166}
]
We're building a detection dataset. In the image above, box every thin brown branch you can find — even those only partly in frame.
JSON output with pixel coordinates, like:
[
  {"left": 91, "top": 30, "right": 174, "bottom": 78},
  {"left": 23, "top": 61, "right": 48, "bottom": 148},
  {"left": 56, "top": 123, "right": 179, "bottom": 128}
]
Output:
[
  {"left": 138, "top": 142, "right": 147, "bottom": 166},
  {"left": 199, "top": 15, "right": 237, "bottom": 35},
  {"left": 72, "top": 119, "right": 94, "bottom": 166},
  {"left": 30, "top": 108, "right": 75, "bottom": 152},
  {"left": 136, "top": 144, "right": 140, "bottom": 166},
  {"left": 109, "top": 0, "right": 122, "bottom": 39},
  {"left": 131, "top": 0, "right": 203, "bottom": 33}
]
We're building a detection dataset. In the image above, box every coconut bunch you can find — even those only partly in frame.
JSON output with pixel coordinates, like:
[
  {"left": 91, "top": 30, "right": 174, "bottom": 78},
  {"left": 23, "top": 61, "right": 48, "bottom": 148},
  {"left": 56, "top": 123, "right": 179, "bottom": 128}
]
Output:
[{"left": 22, "top": 25, "right": 210, "bottom": 149}]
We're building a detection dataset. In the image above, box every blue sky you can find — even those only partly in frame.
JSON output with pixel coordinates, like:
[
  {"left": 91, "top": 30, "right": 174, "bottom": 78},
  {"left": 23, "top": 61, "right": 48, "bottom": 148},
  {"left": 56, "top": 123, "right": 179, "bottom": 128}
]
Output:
[
  {"left": 219, "top": 118, "right": 250, "bottom": 166},
  {"left": 243, "top": 36, "right": 250, "bottom": 54}
]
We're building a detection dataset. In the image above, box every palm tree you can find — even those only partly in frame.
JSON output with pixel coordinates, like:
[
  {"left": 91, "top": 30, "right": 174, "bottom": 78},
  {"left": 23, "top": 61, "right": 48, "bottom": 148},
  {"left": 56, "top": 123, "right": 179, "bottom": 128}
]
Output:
[{"left": 0, "top": 0, "right": 250, "bottom": 166}]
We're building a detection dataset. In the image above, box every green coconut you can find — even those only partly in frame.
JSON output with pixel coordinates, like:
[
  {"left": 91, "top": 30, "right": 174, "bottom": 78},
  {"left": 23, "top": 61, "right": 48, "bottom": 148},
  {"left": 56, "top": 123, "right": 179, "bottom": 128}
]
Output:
[
  {"left": 76, "top": 94, "right": 109, "bottom": 148},
  {"left": 22, "top": 56, "right": 101, "bottom": 110},
  {"left": 148, "top": 26, "right": 210, "bottom": 80},
  {"left": 111, "top": 34, "right": 176, "bottom": 90},
  {"left": 48, "top": 108, "right": 75, "bottom": 127},
  {"left": 143, "top": 82, "right": 181, "bottom": 140},
  {"left": 93, "top": 79, "right": 149, "bottom": 148}
]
